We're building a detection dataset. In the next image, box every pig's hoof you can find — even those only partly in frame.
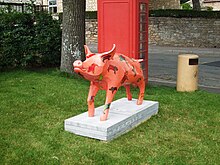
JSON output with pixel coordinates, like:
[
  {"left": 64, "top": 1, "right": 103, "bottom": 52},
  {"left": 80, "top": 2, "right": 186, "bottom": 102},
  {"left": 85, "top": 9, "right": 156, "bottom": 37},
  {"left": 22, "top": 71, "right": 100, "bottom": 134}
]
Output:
[
  {"left": 88, "top": 112, "right": 94, "bottom": 117},
  {"left": 137, "top": 100, "right": 143, "bottom": 105},
  {"left": 100, "top": 115, "right": 108, "bottom": 121}
]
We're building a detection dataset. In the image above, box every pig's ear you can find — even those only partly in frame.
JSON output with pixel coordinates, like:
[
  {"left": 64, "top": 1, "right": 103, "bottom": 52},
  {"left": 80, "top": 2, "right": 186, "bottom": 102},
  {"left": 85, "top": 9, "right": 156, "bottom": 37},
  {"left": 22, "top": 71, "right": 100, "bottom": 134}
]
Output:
[
  {"left": 84, "top": 45, "right": 95, "bottom": 58},
  {"left": 101, "top": 44, "right": 116, "bottom": 62}
]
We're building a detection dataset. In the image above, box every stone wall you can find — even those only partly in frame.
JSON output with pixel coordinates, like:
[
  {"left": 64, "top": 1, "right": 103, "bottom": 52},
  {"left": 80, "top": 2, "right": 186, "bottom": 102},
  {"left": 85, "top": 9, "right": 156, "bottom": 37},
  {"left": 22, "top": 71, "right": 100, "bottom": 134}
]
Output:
[
  {"left": 86, "top": 19, "right": 98, "bottom": 43},
  {"left": 85, "top": 18, "right": 220, "bottom": 48},
  {"left": 149, "top": 0, "right": 180, "bottom": 10},
  {"left": 149, "top": 17, "right": 220, "bottom": 48}
]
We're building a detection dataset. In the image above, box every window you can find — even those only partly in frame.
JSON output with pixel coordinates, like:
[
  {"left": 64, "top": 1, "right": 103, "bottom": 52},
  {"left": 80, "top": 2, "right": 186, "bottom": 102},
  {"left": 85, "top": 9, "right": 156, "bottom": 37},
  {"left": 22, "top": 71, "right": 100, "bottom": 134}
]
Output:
[{"left": 48, "top": 0, "right": 57, "bottom": 13}]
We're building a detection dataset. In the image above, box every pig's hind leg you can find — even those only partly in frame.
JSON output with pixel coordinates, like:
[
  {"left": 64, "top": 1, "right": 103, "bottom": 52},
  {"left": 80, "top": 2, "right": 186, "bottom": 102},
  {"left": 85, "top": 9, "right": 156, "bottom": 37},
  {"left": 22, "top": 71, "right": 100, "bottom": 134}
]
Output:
[
  {"left": 137, "top": 79, "right": 145, "bottom": 105},
  {"left": 125, "top": 85, "right": 132, "bottom": 101}
]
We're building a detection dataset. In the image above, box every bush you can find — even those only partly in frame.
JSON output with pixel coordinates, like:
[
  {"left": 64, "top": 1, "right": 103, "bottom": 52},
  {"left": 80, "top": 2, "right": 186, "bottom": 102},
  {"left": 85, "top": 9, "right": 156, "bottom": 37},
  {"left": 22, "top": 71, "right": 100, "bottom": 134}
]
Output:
[
  {"left": 0, "top": 12, "right": 34, "bottom": 68},
  {"left": 149, "top": 9, "right": 220, "bottom": 18},
  {"left": 85, "top": 11, "right": 97, "bottom": 19},
  {"left": 206, "top": 6, "right": 213, "bottom": 11},
  {"left": 33, "top": 12, "right": 62, "bottom": 67},
  {"left": 0, "top": 11, "right": 61, "bottom": 70},
  {"left": 59, "top": 11, "right": 97, "bottom": 21},
  {"left": 181, "top": 3, "right": 192, "bottom": 10}
]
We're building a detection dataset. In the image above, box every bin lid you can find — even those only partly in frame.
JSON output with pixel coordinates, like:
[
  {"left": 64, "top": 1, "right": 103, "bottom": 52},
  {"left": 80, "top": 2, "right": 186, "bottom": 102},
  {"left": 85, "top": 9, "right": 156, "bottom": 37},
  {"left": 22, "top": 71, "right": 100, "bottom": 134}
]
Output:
[{"left": 178, "top": 54, "right": 199, "bottom": 59}]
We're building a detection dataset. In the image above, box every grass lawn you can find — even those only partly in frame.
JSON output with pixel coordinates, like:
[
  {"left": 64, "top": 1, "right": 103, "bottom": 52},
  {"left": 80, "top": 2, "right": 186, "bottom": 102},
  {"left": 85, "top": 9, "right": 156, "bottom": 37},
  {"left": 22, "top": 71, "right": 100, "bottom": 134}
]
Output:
[{"left": 0, "top": 69, "right": 219, "bottom": 165}]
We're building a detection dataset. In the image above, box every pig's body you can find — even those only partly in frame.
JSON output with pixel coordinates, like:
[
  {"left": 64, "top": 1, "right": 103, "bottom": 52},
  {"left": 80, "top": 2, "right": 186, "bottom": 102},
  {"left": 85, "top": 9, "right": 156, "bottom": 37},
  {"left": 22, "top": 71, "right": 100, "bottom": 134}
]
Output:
[
  {"left": 94, "top": 53, "right": 143, "bottom": 89},
  {"left": 73, "top": 45, "right": 145, "bottom": 121}
]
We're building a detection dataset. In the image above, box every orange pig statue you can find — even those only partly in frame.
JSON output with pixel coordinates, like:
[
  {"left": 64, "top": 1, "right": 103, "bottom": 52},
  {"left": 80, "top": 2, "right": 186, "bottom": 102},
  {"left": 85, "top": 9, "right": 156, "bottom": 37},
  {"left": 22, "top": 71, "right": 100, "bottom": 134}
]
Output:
[{"left": 73, "top": 44, "right": 145, "bottom": 121}]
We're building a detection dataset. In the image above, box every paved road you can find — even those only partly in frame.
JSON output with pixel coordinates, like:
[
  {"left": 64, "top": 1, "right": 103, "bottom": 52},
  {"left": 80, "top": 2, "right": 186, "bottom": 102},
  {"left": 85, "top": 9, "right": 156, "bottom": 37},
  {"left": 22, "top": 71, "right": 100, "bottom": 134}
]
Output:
[
  {"left": 88, "top": 44, "right": 220, "bottom": 93},
  {"left": 149, "top": 46, "right": 220, "bottom": 89}
]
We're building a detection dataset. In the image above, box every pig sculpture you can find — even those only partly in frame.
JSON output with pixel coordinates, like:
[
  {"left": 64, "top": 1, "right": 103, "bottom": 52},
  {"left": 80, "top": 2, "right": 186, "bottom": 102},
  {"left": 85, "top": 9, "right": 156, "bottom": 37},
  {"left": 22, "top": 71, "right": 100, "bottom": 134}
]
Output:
[{"left": 73, "top": 44, "right": 145, "bottom": 121}]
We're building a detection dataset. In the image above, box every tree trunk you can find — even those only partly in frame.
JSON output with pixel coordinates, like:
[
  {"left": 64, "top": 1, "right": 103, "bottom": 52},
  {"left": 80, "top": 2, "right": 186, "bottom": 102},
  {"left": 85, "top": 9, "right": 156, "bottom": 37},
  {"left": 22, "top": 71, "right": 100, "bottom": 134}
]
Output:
[
  {"left": 60, "top": 0, "right": 86, "bottom": 73},
  {"left": 192, "top": 0, "right": 201, "bottom": 11}
]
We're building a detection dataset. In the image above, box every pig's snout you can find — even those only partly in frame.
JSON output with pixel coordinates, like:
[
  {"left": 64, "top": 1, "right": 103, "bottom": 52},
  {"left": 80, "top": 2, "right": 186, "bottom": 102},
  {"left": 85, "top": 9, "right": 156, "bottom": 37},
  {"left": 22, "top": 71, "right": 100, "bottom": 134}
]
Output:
[
  {"left": 73, "top": 60, "right": 83, "bottom": 73},
  {"left": 73, "top": 60, "right": 82, "bottom": 68}
]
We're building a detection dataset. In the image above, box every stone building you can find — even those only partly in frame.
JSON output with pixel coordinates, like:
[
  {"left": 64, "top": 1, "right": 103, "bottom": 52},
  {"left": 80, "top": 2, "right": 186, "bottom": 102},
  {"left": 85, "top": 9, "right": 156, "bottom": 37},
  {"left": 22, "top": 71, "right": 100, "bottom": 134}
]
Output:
[
  {"left": 203, "top": 0, "right": 220, "bottom": 10},
  {"left": 0, "top": 0, "right": 97, "bottom": 12},
  {"left": 43, "top": 0, "right": 97, "bottom": 12},
  {"left": 186, "top": 0, "right": 220, "bottom": 10},
  {"left": 1, "top": 0, "right": 183, "bottom": 12},
  {"left": 86, "top": 0, "right": 97, "bottom": 11},
  {"left": 87, "top": 0, "right": 182, "bottom": 11}
]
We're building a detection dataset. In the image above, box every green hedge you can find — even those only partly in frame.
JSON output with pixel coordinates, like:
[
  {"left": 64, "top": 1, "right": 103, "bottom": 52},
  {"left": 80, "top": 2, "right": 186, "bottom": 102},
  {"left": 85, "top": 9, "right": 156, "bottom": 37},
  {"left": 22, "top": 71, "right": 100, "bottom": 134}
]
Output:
[
  {"left": 149, "top": 9, "right": 220, "bottom": 18},
  {"left": 85, "top": 11, "right": 97, "bottom": 19},
  {"left": 0, "top": 11, "right": 61, "bottom": 70},
  {"left": 59, "top": 11, "right": 98, "bottom": 20},
  {"left": 82, "top": 10, "right": 220, "bottom": 19}
]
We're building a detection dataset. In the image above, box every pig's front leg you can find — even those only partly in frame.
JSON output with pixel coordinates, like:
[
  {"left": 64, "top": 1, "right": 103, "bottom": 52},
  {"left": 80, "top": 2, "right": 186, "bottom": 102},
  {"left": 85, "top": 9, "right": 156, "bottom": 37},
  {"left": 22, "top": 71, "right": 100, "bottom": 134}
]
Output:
[
  {"left": 87, "top": 82, "right": 99, "bottom": 117},
  {"left": 100, "top": 85, "right": 119, "bottom": 121}
]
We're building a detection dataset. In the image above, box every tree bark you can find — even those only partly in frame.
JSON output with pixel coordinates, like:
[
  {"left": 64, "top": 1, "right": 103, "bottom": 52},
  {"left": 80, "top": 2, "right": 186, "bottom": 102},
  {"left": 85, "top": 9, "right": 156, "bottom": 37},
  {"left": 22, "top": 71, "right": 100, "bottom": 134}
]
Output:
[
  {"left": 60, "top": 0, "right": 86, "bottom": 73},
  {"left": 192, "top": 0, "right": 201, "bottom": 11}
]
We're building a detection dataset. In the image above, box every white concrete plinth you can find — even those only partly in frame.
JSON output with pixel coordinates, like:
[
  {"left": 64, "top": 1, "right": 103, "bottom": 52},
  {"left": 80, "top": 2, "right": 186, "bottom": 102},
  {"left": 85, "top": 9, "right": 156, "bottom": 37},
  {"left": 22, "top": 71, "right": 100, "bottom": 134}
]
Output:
[{"left": 64, "top": 98, "right": 159, "bottom": 141}]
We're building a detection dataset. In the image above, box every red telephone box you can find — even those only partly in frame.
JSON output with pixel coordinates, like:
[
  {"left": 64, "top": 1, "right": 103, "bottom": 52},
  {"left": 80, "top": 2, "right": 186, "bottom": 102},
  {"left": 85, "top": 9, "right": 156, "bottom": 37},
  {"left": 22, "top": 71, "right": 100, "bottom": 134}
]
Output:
[{"left": 98, "top": 0, "right": 149, "bottom": 82}]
